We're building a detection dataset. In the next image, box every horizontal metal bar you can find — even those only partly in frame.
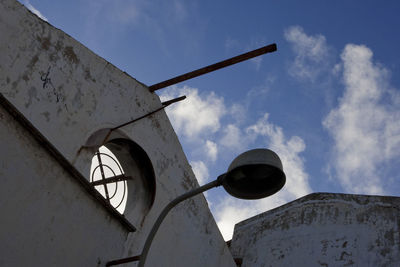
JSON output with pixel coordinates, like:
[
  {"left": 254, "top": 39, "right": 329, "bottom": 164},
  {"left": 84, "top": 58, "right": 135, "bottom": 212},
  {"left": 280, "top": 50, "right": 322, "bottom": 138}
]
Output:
[
  {"left": 106, "top": 255, "right": 140, "bottom": 266},
  {"left": 0, "top": 93, "right": 136, "bottom": 232},
  {"left": 101, "top": 95, "right": 186, "bottom": 145},
  {"left": 148, "top": 43, "right": 277, "bottom": 92},
  {"left": 112, "top": 95, "right": 186, "bottom": 132},
  {"left": 161, "top": 95, "right": 186, "bottom": 106},
  {"left": 91, "top": 175, "right": 132, "bottom": 186}
]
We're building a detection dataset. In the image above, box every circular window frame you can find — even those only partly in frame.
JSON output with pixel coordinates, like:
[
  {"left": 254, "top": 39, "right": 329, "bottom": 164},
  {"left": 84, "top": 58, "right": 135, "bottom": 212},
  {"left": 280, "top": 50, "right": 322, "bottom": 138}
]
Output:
[{"left": 87, "top": 129, "right": 156, "bottom": 226}]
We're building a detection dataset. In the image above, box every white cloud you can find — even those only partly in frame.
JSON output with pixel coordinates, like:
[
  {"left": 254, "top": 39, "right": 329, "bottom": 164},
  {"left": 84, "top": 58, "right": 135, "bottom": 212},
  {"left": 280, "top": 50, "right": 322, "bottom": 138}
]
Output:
[
  {"left": 190, "top": 160, "right": 209, "bottom": 185},
  {"left": 246, "top": 113, "right": 311, "bottom": 197},
  {"left": 229, "top": 103, "right": 247, "bottom": 124},
  {"left": 215, "top": 113, "right": 311, "bottom": 240},
  {"left": 205, "top": 140, "right": 218, "bottom": 162},
  {"left": 213, "top": 198, "right": 256, "bottom": 240},
  {"left": 160, "top": 86, "right": 226, "bottom": 139},
  {"left": 162, "top": 86, "right": 312, "bottom": 240},
  {"left": 24, "top": 1, "right": 48, "bottom": 21},
  {"left": 284, "top": 25, "right": 329, "bottom": 81},
  {"left": 220, "top": 124, "right": 245, "bottom": 151},
  {"left": 323, "top": 44, "right": 400, "bottom": 195}
]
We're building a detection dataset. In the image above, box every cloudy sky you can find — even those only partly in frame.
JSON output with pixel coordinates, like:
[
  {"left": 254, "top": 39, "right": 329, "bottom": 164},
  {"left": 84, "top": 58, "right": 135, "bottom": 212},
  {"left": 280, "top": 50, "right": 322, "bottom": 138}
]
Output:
[{"left": 22, "top": 0, "right": 400, "bottom": 239}]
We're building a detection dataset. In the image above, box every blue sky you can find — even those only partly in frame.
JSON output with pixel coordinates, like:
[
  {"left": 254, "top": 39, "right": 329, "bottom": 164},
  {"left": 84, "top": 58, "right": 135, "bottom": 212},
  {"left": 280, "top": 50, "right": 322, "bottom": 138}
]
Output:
[{"left": 22, "top": 0, "right": 400, "bottom": 239}]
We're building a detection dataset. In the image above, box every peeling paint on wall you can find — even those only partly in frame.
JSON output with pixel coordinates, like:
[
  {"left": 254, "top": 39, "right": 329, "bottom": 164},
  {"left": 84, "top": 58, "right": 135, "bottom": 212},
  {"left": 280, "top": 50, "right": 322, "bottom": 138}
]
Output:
[
  {"left": 230, "top": 193, "right": 400, "bottom": 267},
  {"left": 63, "top": 46, "right": 79, "bottom": 64}
]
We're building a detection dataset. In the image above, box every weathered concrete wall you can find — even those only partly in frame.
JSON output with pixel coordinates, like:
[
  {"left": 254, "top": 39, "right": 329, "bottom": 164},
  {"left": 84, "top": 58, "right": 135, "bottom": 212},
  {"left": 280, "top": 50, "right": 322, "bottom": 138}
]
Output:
[
  {"left": 230, "top": 193, "right": 400, "bottom": 267},
  {"left": 0, "top": 0, "right": 235, "bottom": 266},
  {"left": 0, "top": 102, "right": 129, "bottom": 267}
]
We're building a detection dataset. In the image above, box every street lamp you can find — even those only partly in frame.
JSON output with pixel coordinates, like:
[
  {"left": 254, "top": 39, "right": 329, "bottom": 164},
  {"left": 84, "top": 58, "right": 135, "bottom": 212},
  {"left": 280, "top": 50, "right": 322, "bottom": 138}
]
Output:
[{"left": 106, "top": 148, "right": 286, "bottom": 267}]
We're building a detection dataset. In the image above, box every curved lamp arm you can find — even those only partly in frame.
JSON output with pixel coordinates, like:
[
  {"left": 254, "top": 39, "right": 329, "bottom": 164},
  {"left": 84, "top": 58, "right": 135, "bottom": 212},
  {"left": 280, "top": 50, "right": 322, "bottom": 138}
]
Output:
[
  {"left": 106, "top": 147, "right": 286, "bottom": 266},
  {"left": 138, "top": 176, "right": 224, "bottom": 267},
  {"left": 106, "top": 175, "right": 224, "bottom": 267}
]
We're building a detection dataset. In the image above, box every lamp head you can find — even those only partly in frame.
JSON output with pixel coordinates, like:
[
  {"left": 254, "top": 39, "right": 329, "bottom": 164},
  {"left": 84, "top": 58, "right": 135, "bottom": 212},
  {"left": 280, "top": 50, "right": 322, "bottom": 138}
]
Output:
[{"left": 221, "top": 148, "right": 286, "bottom": 200}]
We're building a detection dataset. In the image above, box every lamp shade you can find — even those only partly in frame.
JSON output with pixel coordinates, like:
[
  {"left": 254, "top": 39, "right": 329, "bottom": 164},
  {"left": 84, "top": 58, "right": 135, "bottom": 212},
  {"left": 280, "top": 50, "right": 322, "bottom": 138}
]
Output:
[{"left": 222, "top": 148, "right": 286, "bottom": 200}]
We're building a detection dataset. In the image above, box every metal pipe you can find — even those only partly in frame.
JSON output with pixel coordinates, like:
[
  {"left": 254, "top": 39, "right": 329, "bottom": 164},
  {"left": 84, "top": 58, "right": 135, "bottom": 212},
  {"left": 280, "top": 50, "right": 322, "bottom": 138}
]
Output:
[
  {"left": 106, "top": 175, "right": 225, "bottom": 266},
  {"left": 90, "top": 174, "right": 131, "bottom": 186},
  {"left": 111, "top": 95, "right": 186, "bottom": 131},
  {"left": 148, "top": 43, "right": 277, "bottom": 92},
  {"left": 106, "top": 255, "right": 140, "bottom": 266},
  {"left": 101, "top": 95, "right": 186, "bottom": 145},
  {"left": 96, "top": 150, "right": 110, "bottom": 202}
]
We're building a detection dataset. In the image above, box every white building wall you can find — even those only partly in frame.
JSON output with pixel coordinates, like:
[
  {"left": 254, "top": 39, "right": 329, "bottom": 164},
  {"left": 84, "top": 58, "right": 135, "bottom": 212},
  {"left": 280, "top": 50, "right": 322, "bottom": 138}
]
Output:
[
  {"left": 0, "top": 1, "right": 235, "bottom": 266},
  {"left": 0, "top": 102, "right": 128, "bottom": 267},
  {"left": 230, "top": 193, "right": 400, "bottom": 267}
]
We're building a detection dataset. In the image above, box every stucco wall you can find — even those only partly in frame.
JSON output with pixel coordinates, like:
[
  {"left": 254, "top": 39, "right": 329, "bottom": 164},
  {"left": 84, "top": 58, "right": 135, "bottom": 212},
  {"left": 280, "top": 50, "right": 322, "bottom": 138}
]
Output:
[
  {"left": 230, "top": 193, "right": 400, "bottom": 267},
  {"left": 0, "top": 101, "right": 129, "bottom": 267},
  {"left": 0, "top": 1, "right": 235, "bottom": 266}
]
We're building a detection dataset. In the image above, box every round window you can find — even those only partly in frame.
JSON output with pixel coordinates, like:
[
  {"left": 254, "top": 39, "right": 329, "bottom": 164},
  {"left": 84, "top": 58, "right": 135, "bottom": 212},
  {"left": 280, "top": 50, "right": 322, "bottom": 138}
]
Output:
[
  {"left": 90, "top": 145, "right": 128, "bottom": 213},
  {"left": 86, "top": 133, "right": 156, "bottom": 226}
]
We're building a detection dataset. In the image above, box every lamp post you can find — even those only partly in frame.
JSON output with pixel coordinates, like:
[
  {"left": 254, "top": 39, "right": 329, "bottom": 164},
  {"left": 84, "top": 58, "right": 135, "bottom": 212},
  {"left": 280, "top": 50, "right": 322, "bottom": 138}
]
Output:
[{"left": 106, "top": 148, "right": 286, "bottom": 267}]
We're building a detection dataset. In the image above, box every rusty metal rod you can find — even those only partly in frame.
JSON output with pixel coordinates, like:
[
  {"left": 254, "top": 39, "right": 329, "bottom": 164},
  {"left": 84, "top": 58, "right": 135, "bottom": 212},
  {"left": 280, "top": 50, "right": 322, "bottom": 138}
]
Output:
[
  {"left": 106, "top": 255, "right": 140, "bottom": 266},
  {"left": 96, "top": 151, "right": 111, "bottom": 202},
  {"left": 91, "top": 174, "right": 132, "bottom": 187},
  {"left": 148, "top": 43, "right": 277, "bottom": 92},
  {"left": 101, "top": 95, "right": 186, "bottom": 145},
  {"left": 112, "top": 95, "right": 186, "bottom": 131}
]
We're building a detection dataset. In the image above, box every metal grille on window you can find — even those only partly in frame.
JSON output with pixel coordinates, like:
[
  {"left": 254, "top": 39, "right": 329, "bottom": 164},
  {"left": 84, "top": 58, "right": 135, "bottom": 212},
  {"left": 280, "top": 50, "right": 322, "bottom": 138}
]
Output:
[{"left": 90, "top": 146, "right": 130, "bottom": 214}]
